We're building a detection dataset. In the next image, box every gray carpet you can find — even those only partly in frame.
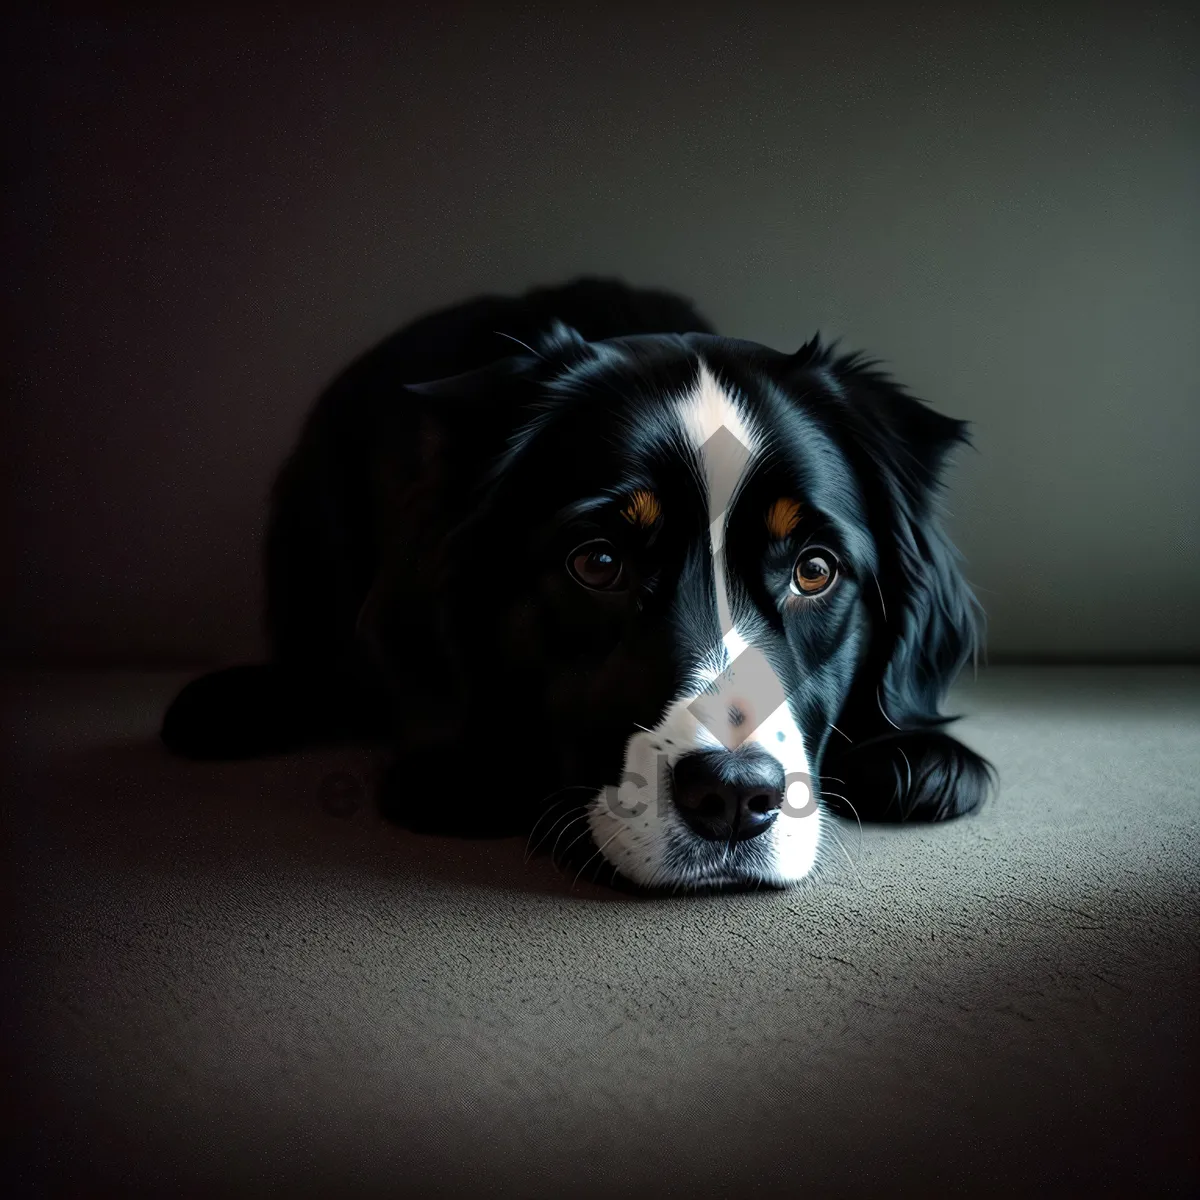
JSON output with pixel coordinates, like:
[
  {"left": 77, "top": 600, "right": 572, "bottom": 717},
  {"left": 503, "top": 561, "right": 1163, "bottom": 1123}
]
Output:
[{"left": 5, "top": 667, "right": 1198, "bottom": 1197}]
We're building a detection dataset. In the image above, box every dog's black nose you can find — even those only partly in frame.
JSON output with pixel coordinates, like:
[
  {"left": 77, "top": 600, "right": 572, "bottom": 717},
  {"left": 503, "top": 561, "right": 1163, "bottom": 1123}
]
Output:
[{"left": 671, "top": 749, "right": 786, "bottom": 842}]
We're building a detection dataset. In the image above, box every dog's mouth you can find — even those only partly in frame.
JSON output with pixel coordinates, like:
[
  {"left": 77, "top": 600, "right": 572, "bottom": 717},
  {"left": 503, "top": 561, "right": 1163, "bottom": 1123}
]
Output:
[
  {"left": 551, "top": 770, "right": 821, "bottom": 894},
  {"left": 530, "top": 789, "right": 785, "bottom": 893},
  {"left": 606, "top": 839, "right": 796, "bottom": 895},
  {"left": 656, "top": 829, "right": 791, "bottom": 891}
]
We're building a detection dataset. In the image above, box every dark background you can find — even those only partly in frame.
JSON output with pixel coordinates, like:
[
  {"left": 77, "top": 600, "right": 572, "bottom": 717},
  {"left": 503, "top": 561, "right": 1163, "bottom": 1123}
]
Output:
[{"left": 6, "top": 2, "right": 1198, "bottom": 666}]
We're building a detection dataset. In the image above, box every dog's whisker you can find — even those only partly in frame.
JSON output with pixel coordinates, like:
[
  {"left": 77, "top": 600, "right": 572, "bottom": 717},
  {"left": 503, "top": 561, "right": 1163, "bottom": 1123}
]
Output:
[
  {"left": 524, "top": 794, "right": 572, "bottom": 853},
  {"left": 571, "top": 829, "right": 623, "bottom": 889},
  {"left": 524, "top": 788, "right": 592, "bottom": 860},
  {"left": 829, "top": 723, "right": 854, "bottom": 744},
  {"left": 525, "top": 806, "right": 579, "bottom": 864},
  {"left": 821, "top": 788, "right": 864, "bottom": 857},
  {"left": 526, "top": 784, "right": 594, "bottom": 819},
  {"left": 556, "top": 823, "right": 601, "bottom": 873},
  {"left": 897, "top": 746, "right": 914, "bottom": 804},
  {"left": 548, "top": 811, "right": 592, "bottom": 866},
  {"left": 828, "top": 826, "right": 863, "bottom": 890},
  {"left": 493, "top": 330, "right": 544, "bottom": 359},
  {"left": 876, "top": 689, "right": 902, "bottom": 731},
  {"left": 871, "top": 571, "right": 888, "bottom": 624}
]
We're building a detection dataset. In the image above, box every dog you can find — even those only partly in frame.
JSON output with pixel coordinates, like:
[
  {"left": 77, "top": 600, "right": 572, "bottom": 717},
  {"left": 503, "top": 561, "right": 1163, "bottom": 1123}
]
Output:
[{"left": 162, "top": 278, "right": 992, "bottom": 890}]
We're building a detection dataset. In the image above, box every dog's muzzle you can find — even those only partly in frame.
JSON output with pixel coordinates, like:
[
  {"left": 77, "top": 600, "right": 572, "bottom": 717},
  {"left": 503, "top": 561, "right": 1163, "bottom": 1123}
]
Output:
[{"left": 671, "top": 747, "right": 785, "bottom": 842}]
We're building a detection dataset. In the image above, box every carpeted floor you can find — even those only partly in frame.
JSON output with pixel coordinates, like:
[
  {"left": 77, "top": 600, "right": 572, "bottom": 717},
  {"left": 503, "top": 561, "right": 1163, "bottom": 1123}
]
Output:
[{"left": 5, "top": 667, "right": 1198, "bottom": 1197}]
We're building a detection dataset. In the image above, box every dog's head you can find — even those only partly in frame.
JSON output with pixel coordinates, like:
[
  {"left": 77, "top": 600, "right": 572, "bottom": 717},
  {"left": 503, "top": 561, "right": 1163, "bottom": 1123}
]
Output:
[{"left": 392, "top": 326, "right": 991, "bottom": 890}]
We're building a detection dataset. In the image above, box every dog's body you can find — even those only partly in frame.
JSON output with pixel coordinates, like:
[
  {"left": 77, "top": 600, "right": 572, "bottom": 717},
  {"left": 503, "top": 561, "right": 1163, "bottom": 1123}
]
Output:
[{"left": 164, "top": 278, "right": 991, "bottom": 890}]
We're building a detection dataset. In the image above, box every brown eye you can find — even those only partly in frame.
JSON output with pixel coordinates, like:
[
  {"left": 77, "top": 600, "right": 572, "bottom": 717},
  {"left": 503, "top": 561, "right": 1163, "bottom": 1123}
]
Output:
[
  {"left": 792, "top": 548, "right": 839, "bottom": 596},
  {"left": 567, "top": 540, "right": 626, "bottom": 591}
]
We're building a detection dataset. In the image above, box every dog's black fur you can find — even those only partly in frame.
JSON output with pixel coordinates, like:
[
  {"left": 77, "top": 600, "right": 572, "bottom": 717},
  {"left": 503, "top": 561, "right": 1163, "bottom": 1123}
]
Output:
[{"left": 163, "top": 278, "right": 992, "bottom": 885}]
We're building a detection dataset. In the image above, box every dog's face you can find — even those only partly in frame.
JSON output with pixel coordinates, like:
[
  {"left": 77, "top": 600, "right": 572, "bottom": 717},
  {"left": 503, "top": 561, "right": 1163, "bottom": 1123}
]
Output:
[{"left": 416, "top": 328, "right": 987, "bottom": 890}]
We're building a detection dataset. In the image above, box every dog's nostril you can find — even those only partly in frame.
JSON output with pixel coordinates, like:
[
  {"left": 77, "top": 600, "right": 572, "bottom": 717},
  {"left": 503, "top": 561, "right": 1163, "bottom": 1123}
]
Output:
[
  {"left": 747, "top": 793, "right": 773, "bottom": 815},
  {"left": 699, "top": 793, "right": 724, "bottom": 815}
]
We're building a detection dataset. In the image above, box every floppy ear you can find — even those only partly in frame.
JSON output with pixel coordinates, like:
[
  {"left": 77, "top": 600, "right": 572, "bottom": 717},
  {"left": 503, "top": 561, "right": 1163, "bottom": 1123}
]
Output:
[
  {"left": 355, "top": 348, "right": 547, "bottom": 681},
  {"left": 369, "top": 327, "right": 604, "bottom": 835},
  {"left": 361, "top": 330, "right": 598, "bottom": 723},
  {"left": 803, "top": 343, "right": 995, "bottom": 822},
  {"left": 534, "top": 319, "right": 593, "bottom": 361}
]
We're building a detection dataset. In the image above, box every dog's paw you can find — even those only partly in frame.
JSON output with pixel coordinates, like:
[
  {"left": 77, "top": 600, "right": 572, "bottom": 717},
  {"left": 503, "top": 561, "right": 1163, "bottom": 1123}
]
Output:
[
  {"left": 825, "top": 728, "right": 994, "bottom": 823},
  {"left": 161, "top": 665, "right": 297, "bottom": 759}
]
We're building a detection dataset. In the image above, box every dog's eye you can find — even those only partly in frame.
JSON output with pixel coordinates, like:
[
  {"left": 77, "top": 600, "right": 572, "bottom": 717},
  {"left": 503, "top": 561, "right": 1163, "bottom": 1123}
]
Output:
[
  {"left": 567, "top": 540, "right": 626, "bottom": 592},
  {"left": 791, "top": 548, "right": 839, "bottom": 597}
]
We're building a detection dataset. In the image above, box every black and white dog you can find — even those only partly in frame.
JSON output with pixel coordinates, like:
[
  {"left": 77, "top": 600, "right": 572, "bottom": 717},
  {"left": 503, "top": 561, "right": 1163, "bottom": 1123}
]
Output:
[{"left": 163, "top": 278, "right": 992, "bottom": 890}]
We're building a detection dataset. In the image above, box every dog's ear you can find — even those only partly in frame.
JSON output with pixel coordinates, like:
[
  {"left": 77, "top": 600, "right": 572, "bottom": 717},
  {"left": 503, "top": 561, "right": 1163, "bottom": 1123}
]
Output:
[
  {"left": 404, "top": 347, "right": 540, "bottom": 399},
  {"left": 357, "top": 350, "right": 546, "bottom": 685},
  {"left": 534, "top": 319, "right": 592, "bottom": 361},
  {"left": 407, "top": 321, "right": 593, "bottom": 395},
  {"left": 404, "top": 323, "right": 595, "bottom": 441},
  {"left": 801, "top": 342, "right": 995, "bottom": 822},
  {"left": 360, "top": 331, "right": 600, "bottom": 696}
]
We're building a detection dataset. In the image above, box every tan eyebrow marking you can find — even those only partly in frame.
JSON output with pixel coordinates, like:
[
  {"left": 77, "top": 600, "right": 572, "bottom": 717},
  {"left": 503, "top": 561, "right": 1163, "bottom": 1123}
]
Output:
[
  {"left": 620, "top": 489, "right": 663, "bottom": 528},
  {"left": 766, "top": 498, "right": 804, "bottom": 539}
]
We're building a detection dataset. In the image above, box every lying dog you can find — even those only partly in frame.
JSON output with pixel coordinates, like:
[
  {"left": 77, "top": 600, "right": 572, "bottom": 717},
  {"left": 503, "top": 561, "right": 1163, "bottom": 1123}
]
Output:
[{"left": 163, "top": 278, "right": 992, "bottom": 890}]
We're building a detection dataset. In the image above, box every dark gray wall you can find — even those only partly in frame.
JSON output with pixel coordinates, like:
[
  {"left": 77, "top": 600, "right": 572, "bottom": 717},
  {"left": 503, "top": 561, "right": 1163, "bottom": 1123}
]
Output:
[{"left": 6, "top": 3, "right": 1198, "bottom": 664}]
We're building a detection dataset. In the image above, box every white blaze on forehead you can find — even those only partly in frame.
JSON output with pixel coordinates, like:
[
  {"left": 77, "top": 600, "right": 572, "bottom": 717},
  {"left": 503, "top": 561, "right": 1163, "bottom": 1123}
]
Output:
[
  {"left": 678, "top": 362, "right": 760, "bottom": 466},
  {"left": 678, "top": 363, "right": 759, "bottom": 674}
]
